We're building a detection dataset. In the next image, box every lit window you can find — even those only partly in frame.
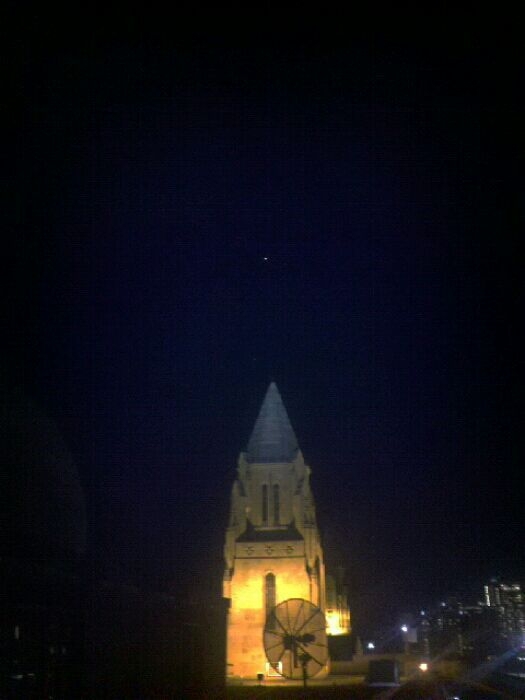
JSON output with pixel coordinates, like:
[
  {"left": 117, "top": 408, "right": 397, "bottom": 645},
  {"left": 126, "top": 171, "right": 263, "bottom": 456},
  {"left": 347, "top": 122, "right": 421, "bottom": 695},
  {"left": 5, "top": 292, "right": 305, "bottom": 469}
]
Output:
[{"left": 266, "top": 661, "right": 282, "bottom": 676}]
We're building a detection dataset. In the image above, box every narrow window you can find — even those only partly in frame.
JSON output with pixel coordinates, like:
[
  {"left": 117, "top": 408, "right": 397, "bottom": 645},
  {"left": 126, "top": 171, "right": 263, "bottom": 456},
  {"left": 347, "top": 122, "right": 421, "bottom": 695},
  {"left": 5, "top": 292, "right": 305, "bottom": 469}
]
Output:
[
  {"left": 262, "top": 484, "right": 268, "bottom": 524},
  {"left": 265, "top": 573, "right": 276, "bottom": 629},
  {"left": 273, "top": 484, "right": 280, "bottom": 525}
]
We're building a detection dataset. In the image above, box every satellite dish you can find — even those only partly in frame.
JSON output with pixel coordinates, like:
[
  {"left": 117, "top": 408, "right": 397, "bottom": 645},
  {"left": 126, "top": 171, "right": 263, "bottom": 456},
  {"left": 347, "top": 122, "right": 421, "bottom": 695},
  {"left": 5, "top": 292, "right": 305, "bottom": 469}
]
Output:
[{"left": 263, "top": 598, "right": 328, "bottom": 681}]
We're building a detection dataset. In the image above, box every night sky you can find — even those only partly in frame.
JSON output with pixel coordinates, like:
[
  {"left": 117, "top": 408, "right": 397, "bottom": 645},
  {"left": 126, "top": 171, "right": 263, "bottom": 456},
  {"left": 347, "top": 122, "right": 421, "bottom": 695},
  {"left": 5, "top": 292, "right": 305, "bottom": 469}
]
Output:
[{"left": 3, "top": 12, "right": 523, "bottom": 636}]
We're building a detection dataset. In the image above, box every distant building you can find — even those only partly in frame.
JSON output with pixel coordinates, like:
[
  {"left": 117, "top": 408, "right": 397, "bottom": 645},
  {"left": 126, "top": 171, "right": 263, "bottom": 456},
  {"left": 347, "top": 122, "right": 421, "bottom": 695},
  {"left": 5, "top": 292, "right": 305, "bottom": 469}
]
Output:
[
  {"left": 394, "top": 581, "right": 525, "bottom": 662},
  {"left": 223, "top": 383, "right": 349, "bottom": 680},
  {"left": 484, "top": 579, "right": 525, "bottom": 644},
  {"left": 428, "top": 597, "right": 473, "bottom": 657},
  {"left": 415, "top": 589, "right": 516, "bottom": 660},
  {"left": 325, "top": 568, "right": 351, "bottom": 637}
]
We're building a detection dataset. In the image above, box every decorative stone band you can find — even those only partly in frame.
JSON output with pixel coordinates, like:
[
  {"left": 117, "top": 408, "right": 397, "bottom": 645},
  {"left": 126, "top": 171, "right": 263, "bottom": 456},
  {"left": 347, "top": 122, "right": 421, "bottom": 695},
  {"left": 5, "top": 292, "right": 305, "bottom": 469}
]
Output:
[{"left": 235, "top": 540, "right": 305, "bottom": 559}]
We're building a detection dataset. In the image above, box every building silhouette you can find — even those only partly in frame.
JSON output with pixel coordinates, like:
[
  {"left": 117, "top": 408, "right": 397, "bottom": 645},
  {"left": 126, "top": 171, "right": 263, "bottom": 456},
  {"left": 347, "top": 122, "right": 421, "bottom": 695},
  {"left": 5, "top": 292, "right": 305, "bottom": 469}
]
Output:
[
  {"left": 484, "top": 579, "right": 525, "bottom": 646},
  {"left": 0, "top": 385, "right": 87, "bottom": 698},
  {"left": 223, "top": 383, "right": 349, "bottom": 680},
  {"left": 1, "top": 384, "right": 228, "bottom": 698}
]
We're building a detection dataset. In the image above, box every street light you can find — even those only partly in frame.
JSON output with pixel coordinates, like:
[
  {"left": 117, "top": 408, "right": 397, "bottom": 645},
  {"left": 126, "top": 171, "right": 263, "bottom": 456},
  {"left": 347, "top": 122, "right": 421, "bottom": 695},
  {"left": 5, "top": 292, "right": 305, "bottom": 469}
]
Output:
[
  {"left": 367, "top": 642, "right": 375, "bottom": 650},
  {"left": 400, "top": 625, "right": 409, "bottom": 654}
]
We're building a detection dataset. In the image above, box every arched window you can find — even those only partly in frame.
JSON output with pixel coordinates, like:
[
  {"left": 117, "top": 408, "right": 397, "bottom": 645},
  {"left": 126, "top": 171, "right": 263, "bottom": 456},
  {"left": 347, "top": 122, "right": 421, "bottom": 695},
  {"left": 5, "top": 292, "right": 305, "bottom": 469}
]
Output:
[
  {"left": 262, "top": 484, "right": 268, "bottom": 524},
  {"left": 273, "top": 484, "right": 280, "bottom": 524},
  {"left": 265, "top": 573, "right": 276, "bottom": 629}
]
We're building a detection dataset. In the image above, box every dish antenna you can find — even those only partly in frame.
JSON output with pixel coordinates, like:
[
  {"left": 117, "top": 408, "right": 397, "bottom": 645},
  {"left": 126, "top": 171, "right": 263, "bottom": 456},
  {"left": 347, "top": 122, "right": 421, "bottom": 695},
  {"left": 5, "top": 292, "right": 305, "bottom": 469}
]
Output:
[{"left": 263, "top": 598, "right": 328, "bottom": 686}]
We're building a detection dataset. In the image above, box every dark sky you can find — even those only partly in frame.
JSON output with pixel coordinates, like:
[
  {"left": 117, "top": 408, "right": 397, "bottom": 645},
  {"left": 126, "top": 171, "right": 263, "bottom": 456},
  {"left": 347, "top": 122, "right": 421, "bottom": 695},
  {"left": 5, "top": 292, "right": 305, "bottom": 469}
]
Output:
[{"left": 3, "top": 12, "right": 523, "bottom": 635}]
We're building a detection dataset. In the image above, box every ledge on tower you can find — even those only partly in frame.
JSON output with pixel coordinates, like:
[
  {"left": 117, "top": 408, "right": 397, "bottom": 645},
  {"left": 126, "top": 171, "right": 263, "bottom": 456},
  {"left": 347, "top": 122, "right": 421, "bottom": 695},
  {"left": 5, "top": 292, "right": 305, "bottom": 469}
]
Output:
[{"left": 236, "top": 519, "right": 303, "bottom": 543}]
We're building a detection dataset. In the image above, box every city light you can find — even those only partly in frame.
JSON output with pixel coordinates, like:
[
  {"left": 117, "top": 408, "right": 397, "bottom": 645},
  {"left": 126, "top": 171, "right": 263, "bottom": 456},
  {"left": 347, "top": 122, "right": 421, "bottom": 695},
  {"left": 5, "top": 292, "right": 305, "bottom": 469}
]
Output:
[
  {"left": 367, "top": 641, "right": 375, "bottom": 650},
  {"left": 419, "top": 662, "right": 429, "bottom": 672},
  {"left": 401, "top": 624, "right": 408, "bottom": 633},
  {"left": 326, "top": 610, "right": 347, "bottom": 636}
]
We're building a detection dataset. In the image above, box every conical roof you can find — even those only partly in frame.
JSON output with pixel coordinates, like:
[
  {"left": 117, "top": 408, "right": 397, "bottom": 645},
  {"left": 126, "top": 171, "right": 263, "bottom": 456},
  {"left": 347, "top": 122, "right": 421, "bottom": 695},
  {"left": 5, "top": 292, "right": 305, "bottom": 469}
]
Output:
[{"left": 246, "top": 383, "right": 299, "bottom": 463}]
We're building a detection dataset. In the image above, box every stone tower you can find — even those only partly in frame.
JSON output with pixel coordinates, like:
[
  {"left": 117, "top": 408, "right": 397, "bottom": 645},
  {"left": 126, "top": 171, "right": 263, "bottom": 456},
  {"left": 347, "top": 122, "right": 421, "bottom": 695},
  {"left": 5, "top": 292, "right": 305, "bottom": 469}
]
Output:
[{"left": 223, "top": 383, "right": 327, "bottom": 680}]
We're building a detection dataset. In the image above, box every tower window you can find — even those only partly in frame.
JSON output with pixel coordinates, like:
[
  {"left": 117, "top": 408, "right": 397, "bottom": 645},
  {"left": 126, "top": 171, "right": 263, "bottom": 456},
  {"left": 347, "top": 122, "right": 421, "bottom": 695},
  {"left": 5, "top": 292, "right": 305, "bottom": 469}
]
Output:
[
  {"left": 265, "top": 573, "right": 276, "bottom": 629},
  {"left": 262, "top": 484, "right": 268, "bottom": 524},
  {"left": 273, "top": 484, "right": 280, "bottom": 525}
]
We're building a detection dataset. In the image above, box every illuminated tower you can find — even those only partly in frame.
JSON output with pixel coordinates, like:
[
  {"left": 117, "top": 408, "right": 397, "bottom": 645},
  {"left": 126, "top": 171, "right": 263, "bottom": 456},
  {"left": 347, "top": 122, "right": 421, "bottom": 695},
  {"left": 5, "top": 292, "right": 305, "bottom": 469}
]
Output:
[{"left": 223, "top": 383, "right": 327, "bottom": 679}]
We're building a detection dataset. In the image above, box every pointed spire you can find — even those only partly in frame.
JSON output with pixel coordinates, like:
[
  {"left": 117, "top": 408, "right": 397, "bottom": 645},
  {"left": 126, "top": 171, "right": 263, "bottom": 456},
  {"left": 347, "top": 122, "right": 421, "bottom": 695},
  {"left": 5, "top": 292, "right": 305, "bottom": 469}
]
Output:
[{"left": 246, "top": 383, "right": 299, "bottom": 463}]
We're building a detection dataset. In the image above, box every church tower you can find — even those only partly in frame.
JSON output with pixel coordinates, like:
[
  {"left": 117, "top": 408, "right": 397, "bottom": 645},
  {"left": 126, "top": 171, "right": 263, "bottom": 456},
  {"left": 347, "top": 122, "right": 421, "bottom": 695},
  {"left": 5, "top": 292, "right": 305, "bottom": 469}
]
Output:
[{"left": 223, "top": 383, "right": 327, "bottom": 680}]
